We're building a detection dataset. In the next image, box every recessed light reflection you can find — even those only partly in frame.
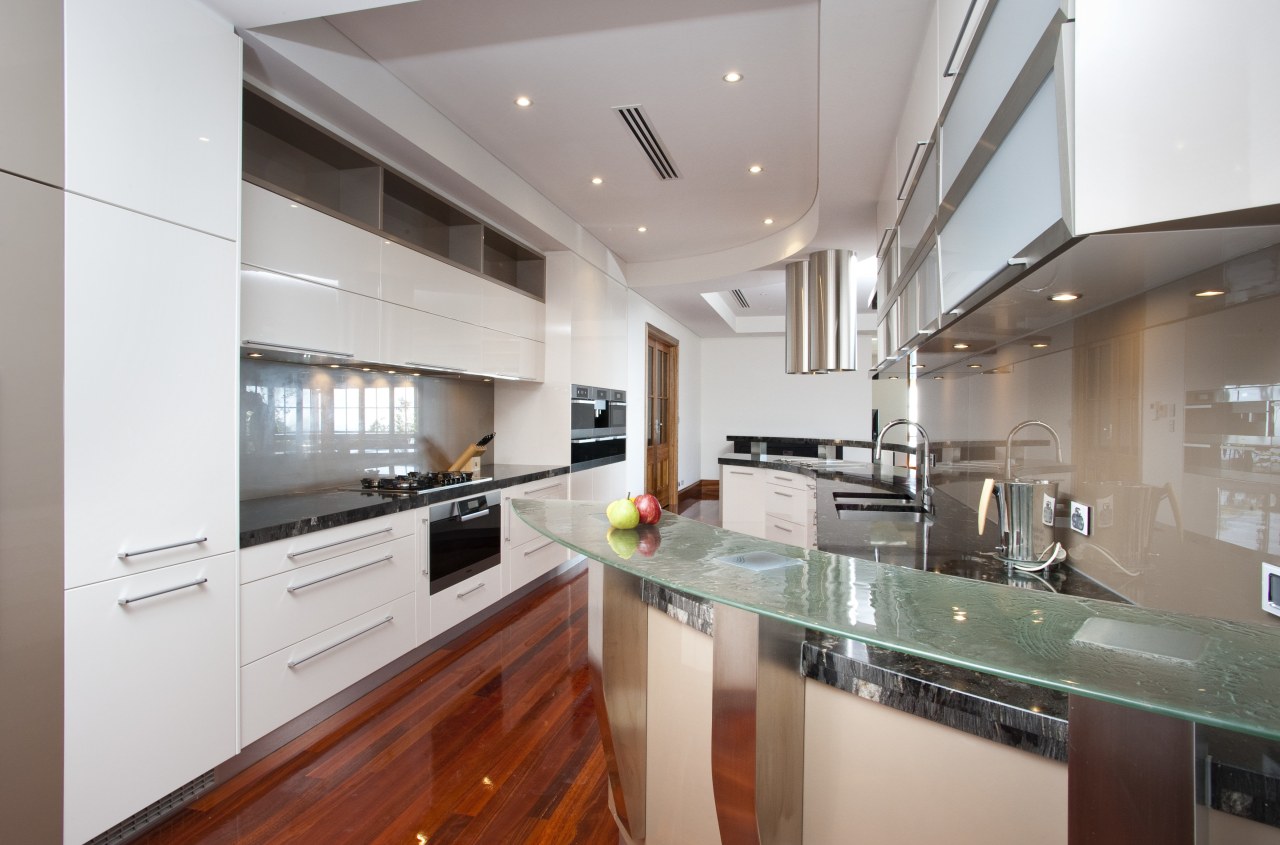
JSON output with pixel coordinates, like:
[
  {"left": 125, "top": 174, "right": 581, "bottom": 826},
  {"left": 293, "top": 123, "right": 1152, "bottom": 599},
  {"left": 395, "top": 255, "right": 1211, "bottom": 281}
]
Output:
[
  {"left": 933, "top": 376, "right": 943, "bottom": 380},
  {"left": 723, "top": 71, "right": 743, "bottom": 83},
  {"left": 1031, "top": 342, "right": 1049, "bottom": 349},
  {"left": 247, "top": 352, "right": 263, "bottom": 358},
  {"left": 1048, "top": 292, "right": 1081, "bottom": 302},
  {"left": 952, "top": 343, "right": 969, "bottom": 350},
  {"left": 328, "top": 364, "right": 340, "bottom": 369},
  {"left": 967, "top": 363, "right": 982, "bottom": 369},
  {"left": 1193, "top": 289, "right": 1226, "bottom": 297},
  {"left": 888, "top": 376, "right": 900, "bottom": 380}
]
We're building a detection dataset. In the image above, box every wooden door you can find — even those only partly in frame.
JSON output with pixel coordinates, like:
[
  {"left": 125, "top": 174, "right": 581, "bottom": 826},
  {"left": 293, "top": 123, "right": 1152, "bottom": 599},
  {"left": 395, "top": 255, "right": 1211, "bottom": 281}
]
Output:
[{"left": 646, "top": 326, "right": 679, "bottom": 510}]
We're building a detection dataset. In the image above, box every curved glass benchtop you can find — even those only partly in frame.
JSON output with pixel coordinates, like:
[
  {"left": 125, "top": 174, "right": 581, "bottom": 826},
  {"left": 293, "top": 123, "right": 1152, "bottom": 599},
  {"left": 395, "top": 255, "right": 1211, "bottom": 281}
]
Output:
[{"left": 514, "top": 499, "right": 1280, "bottom": 741}]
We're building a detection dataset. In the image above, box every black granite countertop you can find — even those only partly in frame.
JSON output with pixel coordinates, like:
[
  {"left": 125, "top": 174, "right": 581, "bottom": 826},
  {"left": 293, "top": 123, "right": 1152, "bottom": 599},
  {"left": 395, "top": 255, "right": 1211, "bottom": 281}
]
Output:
[
  {"left": 239, "top": 463, "right": 571, "bottom": 549},
  {"left": 719, "top": 454, "right": 922, "bottom": 495}
]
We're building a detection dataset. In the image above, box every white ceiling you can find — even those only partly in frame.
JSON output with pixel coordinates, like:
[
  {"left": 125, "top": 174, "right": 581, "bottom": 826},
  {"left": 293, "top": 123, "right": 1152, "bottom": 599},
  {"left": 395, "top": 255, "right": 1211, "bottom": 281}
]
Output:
[{"left": 216, "top": 0, "right": 931, "bottom": 336}]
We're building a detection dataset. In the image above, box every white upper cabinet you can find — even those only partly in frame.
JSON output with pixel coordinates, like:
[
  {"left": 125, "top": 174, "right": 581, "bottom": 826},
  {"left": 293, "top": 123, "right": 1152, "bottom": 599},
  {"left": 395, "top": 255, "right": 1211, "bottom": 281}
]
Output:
[
  {"left": 566, "top": 254, "right": 628, "bottom": 389},
  {"left": 1071, "top": 0, "right": 1280, "bottom": 233},
  {"left": 242, "top": 183, "right": 381, "bottom": 298},
  {"left": 64, "top": 0, "right": 240, "bottom": 239},
  {"left": 242, "top": 266, "right": 382, "bottom": 363},
  {"left": 64, "top": 195, "right": 238, "bottom": 589},
  {"left": 379, "top": 239, "right": 483, "bottom": 323},
  {"left": 380, "top": 300, "right": 481, "bottom": 374},
  {"left": 893, "top": 8, "right": 940, "bottom": 215},
  {"left": 482, "top": 283, "right": 546, "bottom": 343},
  {"left": 0, "top": 0, "right": 63, "bottom": 185}
]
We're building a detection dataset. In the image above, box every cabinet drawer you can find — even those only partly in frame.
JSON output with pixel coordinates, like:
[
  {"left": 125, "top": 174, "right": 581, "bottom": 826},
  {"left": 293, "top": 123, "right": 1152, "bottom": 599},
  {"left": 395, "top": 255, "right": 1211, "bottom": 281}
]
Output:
[
  {"left": 65, "top": 553, "right": 237, "bottom": 845},
  {"left": 762, "top": 470, "right": 815, "bottom": 493},
  {"left": 764, "top": 483, "right": 813, "bottom": 524},
  {"left": 504, "top": 478, "right": 568, "bottom": 548},
  {"left": 430, "top": 567, "right": 503, "bottom": 638},
  {"left": 765, "top": 515, "right": 812, "bottom": 549},
  {"left": 241, "top": 534, "right": 415, "bottom": 665},
  {"left": 505, "top": 537, "right": 569, "bottom": 595},
  {"left": 241, "top": 594, "right": 415, "bottom": 745},
  {"left": 241, "top": 510, "right": 415, "bottom": 584}
]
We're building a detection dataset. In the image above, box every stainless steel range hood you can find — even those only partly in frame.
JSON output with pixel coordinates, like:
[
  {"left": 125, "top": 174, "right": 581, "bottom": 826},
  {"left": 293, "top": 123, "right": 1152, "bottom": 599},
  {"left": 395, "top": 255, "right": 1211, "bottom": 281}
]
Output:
[{"left": 787, "top": 249, "right": 857, "bottom": 374}]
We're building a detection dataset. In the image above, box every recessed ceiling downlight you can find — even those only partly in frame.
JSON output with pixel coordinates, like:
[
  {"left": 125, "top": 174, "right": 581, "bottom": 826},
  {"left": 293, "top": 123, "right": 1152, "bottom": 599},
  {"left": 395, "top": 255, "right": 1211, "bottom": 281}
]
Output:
[
  {"left": 591, "top": 177, "right": 603, "bottom": 185},
  {"left": 1048, "top": 292, "right": 1081, "bottom": 302},
  {"left": 1193, "top": 288, "right": 1226, "bottom": 297},
  {"left": 514, "top": 96, "right": 532, "bottom": 108},
  {"left": 953, "top": 342, "right": 970, "bottom": 350},
  {"left": 764, "top": 218, "right": 774, "bottom": 225},
  {"left": 723, "top": 71, "right": 743, "bottom": 83},
  {"left": 637, "top": 226, "right": 647, "bottom": 233},
  {"left": 748, "top": 164, "right": 764, "bottom": 174}
]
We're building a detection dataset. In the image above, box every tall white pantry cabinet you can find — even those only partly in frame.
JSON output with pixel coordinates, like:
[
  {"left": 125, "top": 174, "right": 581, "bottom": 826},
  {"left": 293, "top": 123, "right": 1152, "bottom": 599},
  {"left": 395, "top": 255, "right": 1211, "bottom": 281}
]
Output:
[{"left": 59, "top": 1, "right": 242, "bottom": 843}]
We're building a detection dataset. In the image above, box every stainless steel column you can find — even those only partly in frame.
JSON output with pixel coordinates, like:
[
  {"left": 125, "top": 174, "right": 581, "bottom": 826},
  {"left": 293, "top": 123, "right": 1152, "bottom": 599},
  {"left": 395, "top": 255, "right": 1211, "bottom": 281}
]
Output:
[
  {"left": 587, "top": 561, "right": 648, "bottom": 844},
  {"left": 711, "top": 603, "right": 806, "bottom": 845}
]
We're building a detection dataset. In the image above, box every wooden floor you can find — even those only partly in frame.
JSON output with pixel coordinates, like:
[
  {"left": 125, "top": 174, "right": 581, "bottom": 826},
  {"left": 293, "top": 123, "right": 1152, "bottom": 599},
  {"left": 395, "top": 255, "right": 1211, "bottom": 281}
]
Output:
[{"left": 136, "top": 569, "right": 619, "bottom": 845}]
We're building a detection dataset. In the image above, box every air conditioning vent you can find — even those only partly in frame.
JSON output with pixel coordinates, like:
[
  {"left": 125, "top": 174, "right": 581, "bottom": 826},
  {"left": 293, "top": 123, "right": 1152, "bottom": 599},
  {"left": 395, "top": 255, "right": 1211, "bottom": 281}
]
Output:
[
  {"left": 730, "top": 289, "right": 750, "bottom": 309},
  {"left": 614, "top": 105, "right": 680, "bottom": 180}
]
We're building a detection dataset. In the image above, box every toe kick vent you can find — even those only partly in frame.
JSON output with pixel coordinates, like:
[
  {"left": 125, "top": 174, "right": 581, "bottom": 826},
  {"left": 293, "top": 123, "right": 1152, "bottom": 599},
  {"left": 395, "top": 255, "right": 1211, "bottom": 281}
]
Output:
[
  {"left": 614, "top": 105, "right": 680, "bottom": 180},
  {"left": 85, "top": 769, "right": 216, "bottom": 845}
]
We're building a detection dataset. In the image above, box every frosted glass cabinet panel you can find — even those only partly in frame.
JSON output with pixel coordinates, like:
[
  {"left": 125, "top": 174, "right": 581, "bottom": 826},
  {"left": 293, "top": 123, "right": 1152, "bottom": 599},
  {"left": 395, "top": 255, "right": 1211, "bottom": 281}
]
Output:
[
  {"left": 940, "top": 75, "right": 1063, "bottom": 313},
  {"left": 939, "top": 0, "right": 1063, "bottom": 199}
]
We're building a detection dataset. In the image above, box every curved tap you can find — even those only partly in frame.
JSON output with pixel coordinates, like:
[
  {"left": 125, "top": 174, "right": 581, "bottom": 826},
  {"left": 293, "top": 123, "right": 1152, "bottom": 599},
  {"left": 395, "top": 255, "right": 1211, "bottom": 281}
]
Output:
[
  {"left": 1004, "top": 420, "right": 1063, "bottom": 479},
  {"left": 874, "top": 419, "right": 932, "bottom": 512}
]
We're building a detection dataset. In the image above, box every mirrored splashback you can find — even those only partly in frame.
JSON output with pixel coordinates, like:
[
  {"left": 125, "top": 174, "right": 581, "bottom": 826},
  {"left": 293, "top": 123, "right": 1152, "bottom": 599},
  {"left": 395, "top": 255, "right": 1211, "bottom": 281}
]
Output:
[
  {"left": 240, "top": 359, "right": 494, "bottom": 499},
  {"left": 918, "top": 242, "right": 1280, "bottom": 626}
]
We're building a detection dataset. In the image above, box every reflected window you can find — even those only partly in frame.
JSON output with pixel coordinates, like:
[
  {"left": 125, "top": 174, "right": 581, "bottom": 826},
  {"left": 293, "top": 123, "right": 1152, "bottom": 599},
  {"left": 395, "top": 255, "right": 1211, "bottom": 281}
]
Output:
[{"left": 334, "top": 387, "right": 360, "bottom": 433}]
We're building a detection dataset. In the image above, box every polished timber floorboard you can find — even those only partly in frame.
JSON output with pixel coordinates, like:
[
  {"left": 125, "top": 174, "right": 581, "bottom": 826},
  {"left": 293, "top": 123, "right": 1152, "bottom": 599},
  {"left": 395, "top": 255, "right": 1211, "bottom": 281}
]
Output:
[{"left": 135, "top": 569, "right": 619, "bottom": 845}]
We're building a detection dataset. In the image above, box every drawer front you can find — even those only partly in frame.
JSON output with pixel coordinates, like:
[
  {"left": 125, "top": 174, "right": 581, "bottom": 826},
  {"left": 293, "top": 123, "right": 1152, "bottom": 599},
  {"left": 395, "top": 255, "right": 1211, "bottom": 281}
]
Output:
[
  {"left": 765, "top": 515, "right": 811, "bottom": 549},
  {"left": 504, "top": 536, "right": 569, "bottom": 595},
  {"left": 504, "top": 478, "right": 568, "bottom": 548},
  {"left": 240, "top": 594, "right": 415, "bottom": 745},
  {"left": 241, "top": 510, "right": 416, "bottom": 584},
  {"left": 763, "top": 470, "right": 815, "bottom": 493},
  {"left": 430, "top": 567, "right": 503, "bottom": 638},
  {"left": 764, "top": 483, "right": 813, "bottom": 523},
  {"left": 240, "top": 534, "right": 415, "bottom": 665}
]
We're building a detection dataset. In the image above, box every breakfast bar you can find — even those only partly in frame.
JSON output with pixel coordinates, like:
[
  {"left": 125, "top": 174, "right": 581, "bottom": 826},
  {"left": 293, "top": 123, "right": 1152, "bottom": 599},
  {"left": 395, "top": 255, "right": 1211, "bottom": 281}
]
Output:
[{"left": 514, "top": 498, "right": 1280, "bottom": 845}]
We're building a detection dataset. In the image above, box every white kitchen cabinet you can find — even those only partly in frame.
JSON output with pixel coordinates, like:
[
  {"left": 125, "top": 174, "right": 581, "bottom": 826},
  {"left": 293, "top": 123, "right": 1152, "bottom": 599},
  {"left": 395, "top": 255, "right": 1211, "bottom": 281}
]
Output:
[
  {"left": 764, "top": 474, "right": 816, "bottom": 549},
  {"left": 242, "top": 182, "right": 381, "bottom": 298},
  {"left": 241, "top": 265, "right": 382, "bottom": 363},
  {"left": 483, "top": 330, "right": 545, "bottom": 382},
  {"left": 937, "top": 0, "right": 989, "bottom": 107},
  {"left": 241, "top": 594, "right": 416, "bottom": 745},
  {"left": 240, "top": 534, "right": 416, "bottom": 664},
  {"left": 64, "top": 195, "right": 238, "bottom": 589},
  {"left": 721, "top": 465, "right": 766, "bottom": 539},
  {"left": 568, "top": 255, "right": 628, "bottom": 390},
  {"left": 502, "top": 477, "right": 570, "bottom": 594},
  {"left": 893, "top": 9, "right": 940, "bottom": 217},
  {"left": 429, "top": 566, "right": 504, "bottom": 639},
  {"left": 570, "top": 460, "right": 629, "bottom": 504},
  {"left": 240, "top": 510, "right": 416, "bottom": 585},
  {"left": 380, "top": 299, "right": 482, "bottom": 374},
  {"left": 483, "top": 282, "right": 546, "bottom": 342},
  {"left": 64, "top": 553, "right": 237, "bottom": 845},
  {"left": 0, "top": 0, "right": 63, "bottom": 185},
  {"left": 64, "top": 0, "right": 240, "bottom": 239},
  {"left": 765, "top": 515, "right": 812, "bottom": 549},
  {"left": 379, "top": 238, "right": 483, "bottom": 323}
]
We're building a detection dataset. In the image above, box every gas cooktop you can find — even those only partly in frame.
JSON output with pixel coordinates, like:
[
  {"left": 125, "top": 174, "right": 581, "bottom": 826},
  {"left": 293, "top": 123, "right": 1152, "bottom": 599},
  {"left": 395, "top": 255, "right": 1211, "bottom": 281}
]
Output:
[{"left": 355, "top": 471, "right": 483, "bottom": 496}]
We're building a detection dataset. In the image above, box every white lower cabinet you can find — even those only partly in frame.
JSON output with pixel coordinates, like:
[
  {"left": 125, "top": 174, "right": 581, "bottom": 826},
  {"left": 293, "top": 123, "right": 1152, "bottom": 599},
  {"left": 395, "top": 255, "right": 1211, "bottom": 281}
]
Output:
[
  {"left": 765, "top": 515, "right": 814, "bottom": 549},
  {"left": 240, "top": 510, "right": 416, "bottom": 584},
  {"left": 240, "top": 594, "right": 416, "bottom": 745},
  {"left": 502, "top": 477, "right": 569, "bottom": 594},
  {"left": 430, "top": 567, "right": 504, "bottom": 638},
  {"left": 721, "top": 466, "right": 766, "bottom": 538},
  {"left": 64, "top": 554, "right": 237, "bottom": 845},
  {"left": 504, "top": 536, "right": 570, "bottom": 595}
]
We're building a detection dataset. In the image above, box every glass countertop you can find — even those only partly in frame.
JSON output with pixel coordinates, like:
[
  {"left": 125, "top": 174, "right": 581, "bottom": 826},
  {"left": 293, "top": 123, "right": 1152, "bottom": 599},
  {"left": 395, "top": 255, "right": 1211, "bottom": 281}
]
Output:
[{"left": 513, "top": 499, "right": 1280, "bottom": 741}]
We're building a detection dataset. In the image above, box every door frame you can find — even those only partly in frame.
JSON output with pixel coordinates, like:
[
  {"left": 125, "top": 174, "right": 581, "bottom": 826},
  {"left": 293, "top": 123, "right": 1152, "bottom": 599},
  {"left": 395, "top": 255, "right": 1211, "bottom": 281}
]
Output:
[{"left": 645, "top": 324, "right": 679, "bottom": 510}]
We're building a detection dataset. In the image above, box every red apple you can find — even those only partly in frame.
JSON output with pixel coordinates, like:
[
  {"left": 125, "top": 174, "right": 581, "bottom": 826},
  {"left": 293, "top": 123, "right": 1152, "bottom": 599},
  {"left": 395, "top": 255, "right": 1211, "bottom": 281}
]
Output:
[{"left": 632, "top": 493, "right": 663, "bottom": 525}]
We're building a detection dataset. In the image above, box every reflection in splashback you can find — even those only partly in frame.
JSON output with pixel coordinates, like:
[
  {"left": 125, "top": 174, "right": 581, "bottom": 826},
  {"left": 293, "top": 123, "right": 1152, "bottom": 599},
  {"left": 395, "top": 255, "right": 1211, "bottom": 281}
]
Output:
[
  {"left": 918, "top": 242, "right": 1280, "bottom": 627},
  {"left": 240, "top": 360, "right": 494, "bottom": 499}
]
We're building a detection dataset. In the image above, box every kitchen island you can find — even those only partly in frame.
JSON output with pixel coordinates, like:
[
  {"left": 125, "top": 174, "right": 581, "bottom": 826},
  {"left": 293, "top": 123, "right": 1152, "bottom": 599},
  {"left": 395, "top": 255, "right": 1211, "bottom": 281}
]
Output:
[{"left": 514, "top": 498, "right": 1280, "bottom": 845}]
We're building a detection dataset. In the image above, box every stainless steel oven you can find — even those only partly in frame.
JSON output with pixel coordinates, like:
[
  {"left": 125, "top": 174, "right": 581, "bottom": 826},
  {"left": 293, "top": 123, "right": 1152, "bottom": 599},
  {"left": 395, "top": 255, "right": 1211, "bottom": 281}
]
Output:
[
  {"left": 571, "top": 384, "right": 625, "bottom": 463},
  {"left": 428, "top": 490, "right": 502, "bottom": 594}
]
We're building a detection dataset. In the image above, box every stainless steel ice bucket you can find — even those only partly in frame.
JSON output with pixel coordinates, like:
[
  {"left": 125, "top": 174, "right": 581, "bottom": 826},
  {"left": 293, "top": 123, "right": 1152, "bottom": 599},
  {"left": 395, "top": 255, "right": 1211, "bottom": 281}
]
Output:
[{"left": 978, "top": 478, "right": 1059, "bottom": 564}]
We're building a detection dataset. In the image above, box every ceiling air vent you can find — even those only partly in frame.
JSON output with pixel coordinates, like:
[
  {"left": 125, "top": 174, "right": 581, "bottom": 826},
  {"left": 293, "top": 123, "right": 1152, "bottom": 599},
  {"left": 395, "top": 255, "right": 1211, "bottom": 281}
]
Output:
[
  {"left": 730, "top": 289, "right": 750, "bottom": 309},
  {"left": 614, "top": 105, "right": 680, "bottom": 180}
]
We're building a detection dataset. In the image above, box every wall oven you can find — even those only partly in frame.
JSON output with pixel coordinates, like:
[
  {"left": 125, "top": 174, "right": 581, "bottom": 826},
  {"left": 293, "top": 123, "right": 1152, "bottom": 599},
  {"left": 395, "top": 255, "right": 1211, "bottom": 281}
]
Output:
[
  {"left": 571, "top": 384, "right": 626, "bottom": 463},
  {"left": 428, "top": 490, "right": 502, "bottom": 594}
]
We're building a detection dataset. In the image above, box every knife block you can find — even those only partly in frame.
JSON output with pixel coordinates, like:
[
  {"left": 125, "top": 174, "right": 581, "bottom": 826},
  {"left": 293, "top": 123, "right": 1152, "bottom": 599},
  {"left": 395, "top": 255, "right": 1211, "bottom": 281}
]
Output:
[{"left": 447, "top": 445, "right": 486, "bottom": 473}]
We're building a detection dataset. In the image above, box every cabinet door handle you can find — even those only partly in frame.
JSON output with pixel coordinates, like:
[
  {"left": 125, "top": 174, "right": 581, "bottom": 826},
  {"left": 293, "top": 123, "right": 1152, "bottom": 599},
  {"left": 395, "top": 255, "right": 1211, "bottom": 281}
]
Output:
[
  {"left": 287, "top": 615, "right": 394, "bottom": 668},
  {"left": 524, "top": 483, "right": 563, "bottom": 496},
  {"left": 524, "top": 539, "right": 559, "bottom": 557},
  {"left": 118, "top": 577, "right": 208, "bottom": 606},
  {"left": 943, "top": 0, "right": 983, "bottom": 78},
  {"left": 287, "top": 526, "right": 392, "bottom": 558},
  {"left": 729, "top": 470, "right": 753, "bottom": 476},
  {"left": 460, "top": 508, "right": 492, "bottom": 523},
  {"left": 407, "top": 362, "right": 464, "bottom": 372},
  {"left": 287, "top": 554, "right": 394, "bottom": 593},
  {"left": 772, "top": 523, "right": 793, "bottom": 533},
  {"left": 773, "top": 490, "right": 794, "bottom": 498},
  {"left": 118, "top": 536, "right": 207, "bottom": 559},
  {"left": 457, "top": 582, "right": 487, "bottom": 598},
  {"left": 897, "top": 141, "right": 928, "bottom": 201},
  {"left": 244, "top": 340, "right": 354, "bottom": 358}
]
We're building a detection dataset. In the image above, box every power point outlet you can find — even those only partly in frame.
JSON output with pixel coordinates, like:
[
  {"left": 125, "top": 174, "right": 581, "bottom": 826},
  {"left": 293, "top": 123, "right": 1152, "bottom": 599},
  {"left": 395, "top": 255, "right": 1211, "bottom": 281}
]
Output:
[{"left": 1069, "top": 501, "right": 1092, "bottom": 536}]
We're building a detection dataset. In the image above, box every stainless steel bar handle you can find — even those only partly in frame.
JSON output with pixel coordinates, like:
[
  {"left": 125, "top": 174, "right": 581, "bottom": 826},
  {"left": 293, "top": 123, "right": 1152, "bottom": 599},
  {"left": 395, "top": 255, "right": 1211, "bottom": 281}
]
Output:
[
  {"left": 897, "top": 141, "right": 929, "bottom": 201},
  {"left": 943, "top": 0, "right": 982, "bottom": 78},
  {"left": 244, "top": 340, "right": 354, "bottom": 358},
  {"left": 772, "top": 523, "right": 793, "bottom": 533},
  {"left": 524, "top": 539, "right": 558, "bottom": 557},
  {"left": 729, "top": 470, "right": 753, "bottom": 476},
  {"left": 459, "top": 508, "right": 491, "bottom": 523},
  {"left": 286, "top": 526, "right": 392, "bottom": 559},
  {"left": 456, "top": 582, "right": 487, "bottom": 598},
  {"left": 773, "top": 490, "right": 794, "bottom": 498},
  {"left": 118, "top": 536, "right": 208, "bottom": 559},
  {"left": 525, "top": 483, "right": 562, "bottom": 496},
  {"left": 287, "top": 554, "right": 394, "bottom": 593},
  {"left": 118, "top": 577, "right": 208, "bottom": 606},
  {"left": 287, "top": 615, "right": 394, "bottom": 668},
  {"left": 407, "top": 362, "right": 464, "bottom": 371}
]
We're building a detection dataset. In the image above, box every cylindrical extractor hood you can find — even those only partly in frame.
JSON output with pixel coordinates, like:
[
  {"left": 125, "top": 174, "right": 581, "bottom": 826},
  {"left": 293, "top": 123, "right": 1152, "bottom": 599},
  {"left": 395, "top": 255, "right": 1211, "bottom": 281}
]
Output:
[
  {"left": 806, "top": 248, "right": 856, "bottom": 372},
  {"left": 784, "top": 260, "right": 812, "bottom": 374}
]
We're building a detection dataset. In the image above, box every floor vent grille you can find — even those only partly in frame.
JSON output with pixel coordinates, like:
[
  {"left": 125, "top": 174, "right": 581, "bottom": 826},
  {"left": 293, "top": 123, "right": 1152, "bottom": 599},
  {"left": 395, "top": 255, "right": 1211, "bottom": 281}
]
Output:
[
  {"left": 614, "top": 105, "right": 680, "bottom": 180},
  {"left": 85, "top": 769, "right": 216, "bottom": 845}
]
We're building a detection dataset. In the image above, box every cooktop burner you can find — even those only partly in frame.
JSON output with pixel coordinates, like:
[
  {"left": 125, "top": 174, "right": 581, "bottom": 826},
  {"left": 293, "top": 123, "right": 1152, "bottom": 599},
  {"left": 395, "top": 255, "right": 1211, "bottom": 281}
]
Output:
[{"left": 357, "top": 471, "right": 477, "bottom": 495}]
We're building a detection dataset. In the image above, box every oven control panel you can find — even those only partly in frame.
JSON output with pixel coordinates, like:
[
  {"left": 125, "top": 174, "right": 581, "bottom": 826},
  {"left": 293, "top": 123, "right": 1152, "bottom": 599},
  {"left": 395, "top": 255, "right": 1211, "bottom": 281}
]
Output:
[{"left": 1264, "top": 562, "right": 1280, "bottom": 619}]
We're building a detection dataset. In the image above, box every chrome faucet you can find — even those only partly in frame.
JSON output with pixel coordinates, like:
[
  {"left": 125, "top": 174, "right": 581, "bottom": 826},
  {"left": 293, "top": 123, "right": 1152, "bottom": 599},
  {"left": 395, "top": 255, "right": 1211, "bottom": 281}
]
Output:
[
  {"left": 874, "top": 419, "right": 932, "bottom": 512},
  {"left": 1004, "top": 420, "right": 1063, "bottom": 479}
]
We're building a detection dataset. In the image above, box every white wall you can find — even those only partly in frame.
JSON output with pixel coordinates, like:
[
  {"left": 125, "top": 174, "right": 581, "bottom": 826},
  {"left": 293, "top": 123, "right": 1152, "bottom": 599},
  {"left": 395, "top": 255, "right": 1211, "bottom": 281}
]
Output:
[
  {"left": 626, "top": 292, "right": 702, "bottom": 495},
  {"left": 698, "top": 335, "right": 874, "bottom": 479}
]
